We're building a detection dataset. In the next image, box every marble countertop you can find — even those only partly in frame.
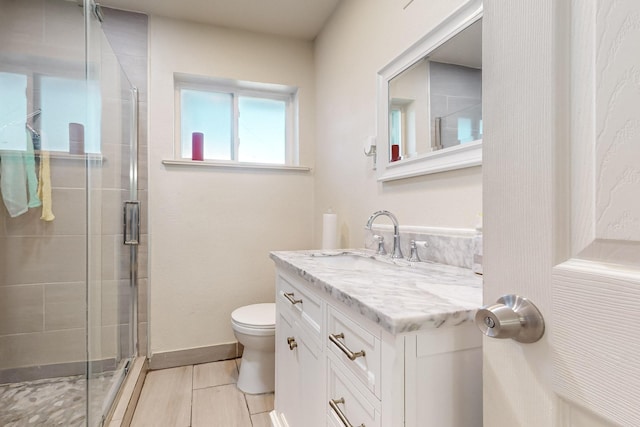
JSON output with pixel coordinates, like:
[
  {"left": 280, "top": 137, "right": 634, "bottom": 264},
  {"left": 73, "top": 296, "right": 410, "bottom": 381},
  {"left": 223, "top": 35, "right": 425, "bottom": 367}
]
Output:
[{"left": 270, "top": 249, "right": 483, "bottom": 335}]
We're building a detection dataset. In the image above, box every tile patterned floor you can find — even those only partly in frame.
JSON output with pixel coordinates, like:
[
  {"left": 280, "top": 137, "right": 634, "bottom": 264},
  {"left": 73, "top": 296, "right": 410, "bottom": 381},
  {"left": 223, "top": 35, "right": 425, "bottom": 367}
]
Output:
[
  {"left": 0, "top": 373, "right": 115, "bottom": 426},
  {"left": 131, "top": 359, "right": 274, "bottom": 427},
  {"left": 0, "top": 375, "right": 86, "bottom": 426}
]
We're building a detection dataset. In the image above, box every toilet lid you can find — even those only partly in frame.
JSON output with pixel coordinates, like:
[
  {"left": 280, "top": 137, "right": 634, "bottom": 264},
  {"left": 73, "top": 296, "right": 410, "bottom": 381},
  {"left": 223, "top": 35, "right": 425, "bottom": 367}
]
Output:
[{"left": 231, "top": 303, "right": 275, "bottom": 329}]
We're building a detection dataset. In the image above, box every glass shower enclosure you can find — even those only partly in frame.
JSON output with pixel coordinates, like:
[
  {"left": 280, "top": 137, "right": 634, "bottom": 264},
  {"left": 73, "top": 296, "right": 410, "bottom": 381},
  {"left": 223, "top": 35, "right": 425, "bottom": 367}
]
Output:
[{"left": 0, "top": 0, "right": 138, "bottom": 425}]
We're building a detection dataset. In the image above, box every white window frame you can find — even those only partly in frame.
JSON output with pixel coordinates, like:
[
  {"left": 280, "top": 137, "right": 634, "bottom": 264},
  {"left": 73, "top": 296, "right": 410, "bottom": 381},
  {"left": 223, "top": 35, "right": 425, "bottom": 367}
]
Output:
[{"left": 174, "top": 74, "right": 299, "bottom": 166}]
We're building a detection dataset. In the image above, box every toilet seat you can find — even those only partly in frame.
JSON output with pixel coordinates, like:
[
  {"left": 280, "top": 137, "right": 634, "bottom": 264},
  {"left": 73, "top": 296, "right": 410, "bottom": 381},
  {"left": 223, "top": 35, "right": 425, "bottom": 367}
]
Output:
[
  {"left": 231, "top": 320, "right": 275, "bottom": 336},
  {"left": 231, "top": 303, "right": 275, "bottom": 331}
]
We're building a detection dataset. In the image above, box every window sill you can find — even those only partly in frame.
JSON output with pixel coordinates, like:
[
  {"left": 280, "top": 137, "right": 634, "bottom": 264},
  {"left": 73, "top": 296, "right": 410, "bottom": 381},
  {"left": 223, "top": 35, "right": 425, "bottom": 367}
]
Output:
[
  {"left": 35, "top": 151, "right": 104, "bottom": 162},
  {"left": 161, "top": 159, "right": 311, "bottom": 172}
]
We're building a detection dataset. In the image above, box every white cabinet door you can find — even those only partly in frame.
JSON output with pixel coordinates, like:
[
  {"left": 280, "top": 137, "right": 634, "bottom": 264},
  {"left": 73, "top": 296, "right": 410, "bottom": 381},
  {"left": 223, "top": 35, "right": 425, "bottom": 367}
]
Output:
[
  {"left": 407, "top": 324, "right": 482, "bottom": 427},
  {"left": 296, "top": 327, "right": 324, "bottom": 427},
  {"left": 484, "top": 0, "right": 640, "bottom": 426},
  {"left": 275, "top": 301, "right": 324, "bottom": 427},
  {"left": 275, "top": 310, "right": 300, "bottom": 427}
]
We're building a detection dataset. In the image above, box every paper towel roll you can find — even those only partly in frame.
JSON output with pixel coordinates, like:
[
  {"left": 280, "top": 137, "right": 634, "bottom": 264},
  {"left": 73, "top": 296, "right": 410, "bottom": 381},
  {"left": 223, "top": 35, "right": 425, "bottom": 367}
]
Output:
[{"left": 322, "top": 212, "right": 337, "bottom": 249}]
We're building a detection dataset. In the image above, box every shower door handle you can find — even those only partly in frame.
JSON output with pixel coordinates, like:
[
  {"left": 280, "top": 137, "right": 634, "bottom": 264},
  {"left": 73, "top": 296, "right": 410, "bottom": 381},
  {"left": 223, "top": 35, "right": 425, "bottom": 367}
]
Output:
[{"left": 123, "top": 201, "right": 140, "bottom": 246}]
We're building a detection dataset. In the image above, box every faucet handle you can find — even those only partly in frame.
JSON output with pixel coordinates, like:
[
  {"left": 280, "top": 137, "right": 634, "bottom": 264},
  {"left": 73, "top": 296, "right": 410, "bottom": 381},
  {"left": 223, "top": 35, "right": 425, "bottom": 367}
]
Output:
[
  {"left": 373, "top": 234, "right": 386, "bottom": 255},
  {"left": 407, "top": 240, "right": 428, "bottom": 262}
]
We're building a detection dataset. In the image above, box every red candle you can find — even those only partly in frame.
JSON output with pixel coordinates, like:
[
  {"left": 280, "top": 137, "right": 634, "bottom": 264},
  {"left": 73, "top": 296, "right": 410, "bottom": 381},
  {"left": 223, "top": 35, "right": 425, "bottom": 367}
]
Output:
[
  {"left": 192, "top": 132, "right": 204, "bottom": 161},
  {"left": 391, "top": 144, "right": 400, "bottom": 162}
]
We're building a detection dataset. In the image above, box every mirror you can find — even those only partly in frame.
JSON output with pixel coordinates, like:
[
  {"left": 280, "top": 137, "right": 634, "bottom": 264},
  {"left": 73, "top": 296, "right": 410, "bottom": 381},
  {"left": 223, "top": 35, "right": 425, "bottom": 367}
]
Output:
[
  {"left": 390, "top": 20, "right": 482, "bottom": 157},
  {"left": 377, "top": 0, "right": 482, "bottom": 181}
]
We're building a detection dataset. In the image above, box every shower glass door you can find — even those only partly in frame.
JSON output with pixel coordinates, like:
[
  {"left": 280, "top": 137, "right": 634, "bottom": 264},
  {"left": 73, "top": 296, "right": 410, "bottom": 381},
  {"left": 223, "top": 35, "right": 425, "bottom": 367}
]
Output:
[
  {"left": 0, "top": 0, "right": 136, "bottom": 424},
  {"left": 85, "top": 2, "right": 137, "bottom": 425}
]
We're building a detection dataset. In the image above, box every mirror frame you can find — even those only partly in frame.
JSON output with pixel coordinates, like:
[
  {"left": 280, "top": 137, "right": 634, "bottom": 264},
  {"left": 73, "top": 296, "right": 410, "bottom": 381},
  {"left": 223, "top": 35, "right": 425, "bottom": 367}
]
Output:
[{"left": 377, "top": 0, "right": 483, "bottom": 182}]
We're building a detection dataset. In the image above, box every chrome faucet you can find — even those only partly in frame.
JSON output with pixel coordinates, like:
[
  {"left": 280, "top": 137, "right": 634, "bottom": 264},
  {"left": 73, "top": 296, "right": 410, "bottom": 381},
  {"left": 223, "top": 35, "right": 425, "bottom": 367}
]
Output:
[{"left": 365, "top": 210, "right": 403, "bottom": 259}]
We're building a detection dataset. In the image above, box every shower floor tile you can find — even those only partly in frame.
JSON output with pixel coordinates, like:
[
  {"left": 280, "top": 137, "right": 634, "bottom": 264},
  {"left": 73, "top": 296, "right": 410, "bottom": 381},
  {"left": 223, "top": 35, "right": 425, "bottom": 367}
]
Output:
[
  {"left": 0, "top": 373, "right": 115, "bottom": 426},
  {"left": 0, "top": 375, "right": 86, "bottom": 426}
]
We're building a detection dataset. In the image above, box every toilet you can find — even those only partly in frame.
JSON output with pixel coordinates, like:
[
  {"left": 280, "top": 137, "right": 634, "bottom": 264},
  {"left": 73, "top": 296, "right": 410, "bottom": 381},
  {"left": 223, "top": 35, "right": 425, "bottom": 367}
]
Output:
[{"left": 231, "top": 303, "right": 276, "bottom": 394}]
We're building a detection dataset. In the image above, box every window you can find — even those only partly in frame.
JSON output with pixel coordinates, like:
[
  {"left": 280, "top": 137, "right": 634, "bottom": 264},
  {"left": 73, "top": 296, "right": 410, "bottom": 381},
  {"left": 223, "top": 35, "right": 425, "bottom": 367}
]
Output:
[
  {"left": 175, "top": 76, "right": 298, "bottom": 165},
  {"left": 0, "top": 72, "right": 101, "bottom": 154},
  {"left": 0, "top": 72, "right": 28, "bottom": 151},
  {"left": 39, "top": 75, "right": 100, "bottom": 153}
]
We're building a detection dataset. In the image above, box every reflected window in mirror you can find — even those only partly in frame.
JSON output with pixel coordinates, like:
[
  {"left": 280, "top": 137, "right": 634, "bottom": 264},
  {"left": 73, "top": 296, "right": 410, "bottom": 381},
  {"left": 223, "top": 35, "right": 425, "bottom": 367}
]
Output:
[
  {"left": 389, "top": 108, "right": 403, "bottom": 161},
  {"left": 388, "top": 58, "right": 428, "bottom": 161}
]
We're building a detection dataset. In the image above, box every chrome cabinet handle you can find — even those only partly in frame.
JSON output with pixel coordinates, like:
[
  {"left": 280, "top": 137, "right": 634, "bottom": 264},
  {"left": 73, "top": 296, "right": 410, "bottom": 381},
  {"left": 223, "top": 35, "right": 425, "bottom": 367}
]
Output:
[
  {"left": 329, "top": 397, "right": 365, "bottom": 427},
  {"left": 283, "top": 292, "right": 302, "bottom": 305},
  {"left": 287, "top": 336, "right": 297, "bottom": 350},
  {"left": 475, "top": 294, "right": 545, "bottom": 343},
  {"left": 329, "top": 333, "right": 365, "bottom": 361}
]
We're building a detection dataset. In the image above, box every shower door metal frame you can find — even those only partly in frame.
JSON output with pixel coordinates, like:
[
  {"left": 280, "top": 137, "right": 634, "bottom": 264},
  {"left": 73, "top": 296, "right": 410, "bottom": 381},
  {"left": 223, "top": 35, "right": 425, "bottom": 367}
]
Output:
[{"left": 126, "top": 86, "right": 139, "bottom": 358}]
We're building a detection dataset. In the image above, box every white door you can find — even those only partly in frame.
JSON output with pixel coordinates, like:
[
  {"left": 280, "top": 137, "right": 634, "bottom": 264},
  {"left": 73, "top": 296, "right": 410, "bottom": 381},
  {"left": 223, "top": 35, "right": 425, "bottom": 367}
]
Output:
[{"left": 483, "top": 1, "right": 640, "bottom": 426}]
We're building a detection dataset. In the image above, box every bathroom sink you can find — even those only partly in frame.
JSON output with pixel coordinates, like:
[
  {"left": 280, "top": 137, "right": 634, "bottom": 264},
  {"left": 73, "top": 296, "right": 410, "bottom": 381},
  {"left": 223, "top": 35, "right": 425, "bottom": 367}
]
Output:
[{"left": 310, "top": 253, "right": 402, "bottom": 271}]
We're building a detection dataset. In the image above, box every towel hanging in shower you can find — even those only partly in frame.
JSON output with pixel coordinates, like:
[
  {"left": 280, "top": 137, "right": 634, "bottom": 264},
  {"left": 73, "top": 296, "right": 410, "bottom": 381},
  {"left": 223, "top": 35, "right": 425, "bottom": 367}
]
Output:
[
  {"left": 0, "top": 72, "right": 34, "bottom": 217},
  {"left": 37, "top": 151, "right": 55, "bottom": 221},
  {"left": 0, "top": 150, "right": 28, "bottom": 217},
  {"left": 25, "top": 132, "right": 41, "bottom": 209},
  {"left": 0, "top": 132, "right": 42, "bottom": 217}
]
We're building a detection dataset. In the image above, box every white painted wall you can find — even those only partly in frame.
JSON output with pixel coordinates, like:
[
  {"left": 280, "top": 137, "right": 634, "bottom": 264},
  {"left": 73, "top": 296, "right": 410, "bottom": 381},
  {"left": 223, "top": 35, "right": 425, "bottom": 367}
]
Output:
[
  {"left": 147, "top": 16, "right": 315, "bottom": 354},
  {"left": 314, "top": 0, "right": 482, "bottom": 248}
]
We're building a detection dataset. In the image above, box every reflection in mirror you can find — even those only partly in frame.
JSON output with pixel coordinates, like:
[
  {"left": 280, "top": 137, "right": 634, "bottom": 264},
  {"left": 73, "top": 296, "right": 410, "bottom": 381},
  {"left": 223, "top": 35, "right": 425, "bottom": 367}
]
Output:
[
  {"left": 388, "top": 19, "right": 482, "bottom": 162},
  {"left": 377, "top": 0, "right": 482, "bottom": 181}
]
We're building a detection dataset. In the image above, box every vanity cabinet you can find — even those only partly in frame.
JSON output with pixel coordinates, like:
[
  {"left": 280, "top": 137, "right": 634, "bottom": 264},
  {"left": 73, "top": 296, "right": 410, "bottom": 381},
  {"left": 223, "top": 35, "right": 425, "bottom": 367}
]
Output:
[
  {"left": 272, "top": 267, "right": 482, "bottom": 427},
  {"left": 274, "top": 272, "right": 325, "bottom": 427}
]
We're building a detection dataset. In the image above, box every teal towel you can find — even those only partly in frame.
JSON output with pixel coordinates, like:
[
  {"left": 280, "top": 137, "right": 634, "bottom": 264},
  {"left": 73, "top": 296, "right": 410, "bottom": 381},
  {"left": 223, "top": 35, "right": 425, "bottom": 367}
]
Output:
[
  {"left": 0, "top": 71, "right": 33, "bottom": 217},
  {"left": 0, "top": 133, "right": 42, "bottom": 217},
  {"left": 0, "top": 149, "right": 28, "bottom": 217},
  {"left": 25, "top": 132, "right": 41, "bottom": 208}
]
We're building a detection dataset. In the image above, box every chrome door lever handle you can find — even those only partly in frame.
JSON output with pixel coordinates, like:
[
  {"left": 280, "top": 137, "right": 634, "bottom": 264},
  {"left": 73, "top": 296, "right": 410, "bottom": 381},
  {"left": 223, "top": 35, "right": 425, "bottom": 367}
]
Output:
[{"left": 475, "top": 294, "right": 545, "bottom": 343}]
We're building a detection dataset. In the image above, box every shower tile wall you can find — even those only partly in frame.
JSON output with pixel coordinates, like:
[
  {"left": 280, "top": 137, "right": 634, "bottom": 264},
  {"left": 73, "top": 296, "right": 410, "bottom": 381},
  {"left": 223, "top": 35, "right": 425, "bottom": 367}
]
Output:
[
  {"left": 101, "top": 7, "right": 149, "bottom": 357},
  {"left": 429, "top": 61, "right": 482, "bottom": 148},
  {"left": 0, "top": 0, "right": 89, "bottom": 382}
]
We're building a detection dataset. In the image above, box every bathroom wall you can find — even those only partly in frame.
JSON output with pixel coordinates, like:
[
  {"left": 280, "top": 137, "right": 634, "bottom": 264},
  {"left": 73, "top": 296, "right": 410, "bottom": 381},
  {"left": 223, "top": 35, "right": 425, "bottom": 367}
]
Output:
[
  {"left": 147, "top": 17, "right": 315, "bottom": 360},
  {"left": 313, "top": 0, "right": 483, "bottom": 247}
]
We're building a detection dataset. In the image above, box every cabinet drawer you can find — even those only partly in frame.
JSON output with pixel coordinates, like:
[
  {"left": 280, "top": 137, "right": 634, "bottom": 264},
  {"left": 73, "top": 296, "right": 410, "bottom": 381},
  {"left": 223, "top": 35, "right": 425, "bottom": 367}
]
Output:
[
  {"left": 327, "top": 307, "right": 381, "bottom": 398},
  {"left": 277, "top": 273, "right": 323, "bottom": 340},
  {"left": 327, "top": 360, "right": 381, "bottom": 427}
]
